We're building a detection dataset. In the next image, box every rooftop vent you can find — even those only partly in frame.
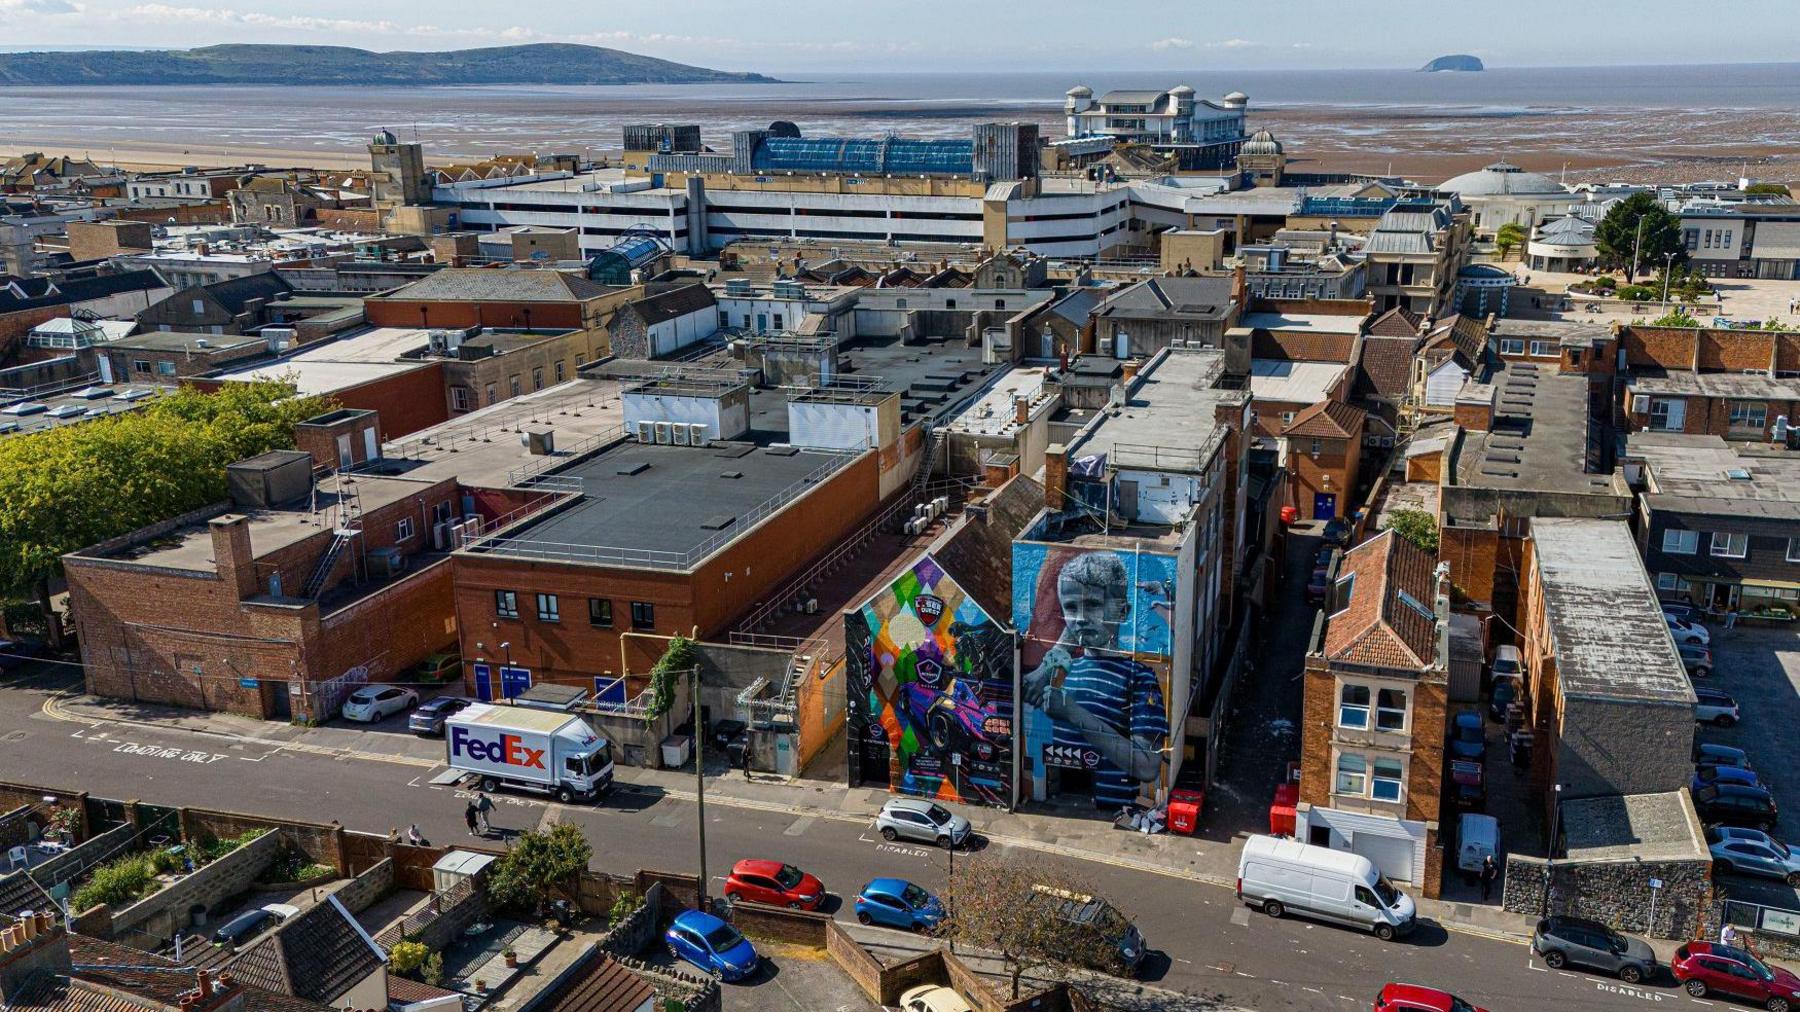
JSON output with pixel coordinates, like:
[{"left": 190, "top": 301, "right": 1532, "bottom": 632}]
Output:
[
  {"left": 615, "top": 461, "right": 650, "bottom": 476},
  {"left": 699, "top": 515, "right": 737, "bottom": 531},
  {"left": 1727, "top": 468, "right": 1752, "bottom": 481}
]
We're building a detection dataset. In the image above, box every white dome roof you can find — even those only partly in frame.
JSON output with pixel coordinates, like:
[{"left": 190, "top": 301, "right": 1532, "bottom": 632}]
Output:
[
  {"left": 1221, "top": 91, "right": 1249, "bottom": 106},
  {"left": 1170, "top": 84, "right": 1195, "bottom": 95},
  {"left": 1067, "top": 85, "right": 1093, "bottom": 97},
  {"left": 1241, "top": 129, "right": 1282, "bottom": 156},
  {"left": 1439, "top": 161, "right": 1564, "bottom": 196}
]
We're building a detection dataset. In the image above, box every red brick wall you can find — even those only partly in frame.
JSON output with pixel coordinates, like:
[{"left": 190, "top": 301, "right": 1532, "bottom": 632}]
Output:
[
  {"left": 1289, "top": 437, "right": 1359, "bottom": 519},
  {"left": 1441, "top": 526, "right": 1501, "bottom": 605},
  {"left": 315, "top": 561, "right": 458, "bottom": 688},
  {"left": 331, "top": 363, "right": 448, "bottom": 439},
  {"left": 111, "top": 202, "right": 231, "bottom": 225},
  {"left": 364, "top": 299, "right": 585, "bottom": 331},
  {"left": 1299, "top": 660, "right": 1333, "bottom": 809}
]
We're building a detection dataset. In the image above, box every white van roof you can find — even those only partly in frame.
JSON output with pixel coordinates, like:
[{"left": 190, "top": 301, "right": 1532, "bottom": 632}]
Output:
[{"left": 1241, "top": 834, "right": 1378, "bottom": 880}]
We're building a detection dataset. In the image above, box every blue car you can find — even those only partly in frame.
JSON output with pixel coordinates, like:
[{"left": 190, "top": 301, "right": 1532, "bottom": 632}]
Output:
[
  {"left": 854, "top": 878, "right": 945, "bottom": 932},
  {"left": 1449, "top": 711, "right": 1486, "bottom": 760},
  {"left": 1694, "top": 764, "right": 1763, "bottom": 793},
  {"left": 665, "top": 910, "right": 758, "bottom": 981}
]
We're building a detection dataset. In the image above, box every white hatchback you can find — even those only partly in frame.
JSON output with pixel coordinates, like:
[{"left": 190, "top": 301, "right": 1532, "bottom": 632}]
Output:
[{"left": 341, "top": 685, "right": 418, "bottom": 722}]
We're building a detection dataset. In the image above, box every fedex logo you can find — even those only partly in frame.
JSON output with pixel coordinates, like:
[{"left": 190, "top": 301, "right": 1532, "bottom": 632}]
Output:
[{"left": 450, "top": 727, "right": 545, "bottom": 769}]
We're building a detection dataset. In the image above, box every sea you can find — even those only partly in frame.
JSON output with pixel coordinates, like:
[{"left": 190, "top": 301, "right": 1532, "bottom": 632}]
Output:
[{"left": 3, "top": 63, "right": 1797, "bottom": 177}]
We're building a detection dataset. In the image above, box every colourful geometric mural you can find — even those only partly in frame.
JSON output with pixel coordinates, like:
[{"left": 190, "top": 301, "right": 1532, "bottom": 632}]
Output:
[{"left": 844, "top": 554, "right": 1013, "bottom": 806}]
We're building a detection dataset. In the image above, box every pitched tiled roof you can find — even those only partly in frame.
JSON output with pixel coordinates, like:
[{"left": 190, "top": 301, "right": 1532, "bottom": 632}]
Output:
[
  {"left": 1356, "top": 333, "right": 1420, "bottom": 401},
  {"left": 197, "top": 272, "right": 292, "bottom": 315},
  {"left": 2, "top": 974, "right": 149, "bottom": 1012},
  {"left": 382, "top": 267, "right": 613, "bottom": 303},
  {"left": 1365, "top": 306, "right": 1421, "bottom": 338},
  {"left": 226, "top": 897, "right": 383, "bottom": 1007},
  {"left": 623, "top": 283, "right": 714, "bottom": 325},
  {"left": 545, "top": 953, "right": 656, "bottom": 1012},
  {"left": 1094, "top": 276, "right": 1235, "bottom": 319},
  {"left": 1322, "top": 530, "right": 1439, "bottom": 669},
  {"left": 0, "top": 868, "right": 54, "bottom": 916},
  {"left": 1282, "top": 399, "right": 1367, "bottom": 439},
  {"left": 0, "top": 269, "right": 168, "bottom": 313},
  {"left": 59, "top": 934, "right": 327, "bottom": 1012}
]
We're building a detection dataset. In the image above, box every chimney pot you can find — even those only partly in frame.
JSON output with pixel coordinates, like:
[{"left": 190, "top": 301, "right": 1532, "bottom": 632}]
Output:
[{"left": 19, "top": 913, "right": 36, "bottom": 939}]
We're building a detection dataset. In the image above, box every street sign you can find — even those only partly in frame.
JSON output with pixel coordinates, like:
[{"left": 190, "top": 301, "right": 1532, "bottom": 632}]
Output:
[
  {"left": 1649, "top": 878, "right": 1664, "bottom": 890},
  {"left": 238, "top": 677, "right": 258, "bottom": 689},
  {"left": 1043, "top": 744, "right": 1101, "bottom": 770}
]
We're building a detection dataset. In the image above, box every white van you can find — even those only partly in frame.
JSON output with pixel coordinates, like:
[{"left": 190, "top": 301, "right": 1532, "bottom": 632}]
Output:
[
  {"left": 1457, "top": 813, "right": 1498, "bottom": 874},
  {"left": 1235, "top": 835, "right": 1417, "bottom": 940}
]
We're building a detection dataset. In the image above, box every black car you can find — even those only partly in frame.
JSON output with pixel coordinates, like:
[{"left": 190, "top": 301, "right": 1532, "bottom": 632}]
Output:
[
  {"left": 1305, "top": 568, "right": 1331, "bottom": 606},
  {"left": 1322, "top": 518, "right": 1352, "bottom": 546},
  {"left": 1694, "top": 783, "right": 1779, "bottom": 833},
  {"left": 407, "top": 696, "right": 471, "bottom": 736},
  {"left": 0, "top": 637, "right": 46, "bottom": 673},
  {"left": 1694, "top": 742, "right": 1752, "bottom": 770}
]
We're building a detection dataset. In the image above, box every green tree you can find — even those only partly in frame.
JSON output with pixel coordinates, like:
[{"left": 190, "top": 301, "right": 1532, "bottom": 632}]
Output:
[
  {"left": 644, "top": 635, "right": 696, "bottom": 723},
  {"left": 1595, "top": 192, "right": 1685, "bottom": 282},
  {"left": 485, "top": 822, "right": 592, "bottom": 912},
  {"left": 1494, "top": 222, "right": 1528, "bottom": 257},
  {"left": 0, "top": 379, "right": 331, "bottom": 638},
  {"left": 1383, "top": 509, "right": 1440, "bottom": 555},
  {"left": 1650, "top": 309, "right": 1701, "bottom": 328}
]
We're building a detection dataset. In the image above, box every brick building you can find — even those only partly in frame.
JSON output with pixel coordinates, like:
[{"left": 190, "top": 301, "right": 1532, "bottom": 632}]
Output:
[
  {"left": 363, "top": 268, "right": 637, "bottom": 333},
  {"left": 1282, "top": 399, "right": 1366, "bottom": 521},
  {"left": 1621, "top": 323, "right": 1800, "bottom": 443},
  {"left": 1515, "top": 518, "right": 1694, "bottom": 818},
  {"left": 102, "top": 331, "right": 267, "bottom": 382},
  {"left": 64, "top": 441, "right": 464, "bottom": 720},
  {"left": 1298, "top": 530, "right": 1449, "bottom": 896},
  {"left": 137, "top": 273, "right": 293, "bottom": 335}
]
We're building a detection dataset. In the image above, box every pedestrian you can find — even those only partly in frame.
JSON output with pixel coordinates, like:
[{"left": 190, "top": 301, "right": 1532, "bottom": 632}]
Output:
[
  {"left": 475, "top": 792, "right": 494, "bottom": 834},
  {"left": 464, "top": 801, "right": 479, "bottom": 836},
  {"left": 1721, "top": 922, "right": 1741, "bottom": 949},
  {"left": 1726, "top": 609, "right": 1739, "bottom": 630},
  {"left": 406, "top": 824, "right": 424, "bottom": 846},
  {"left": 1480, "top": 855, "right": 1499, "bottom": 902}
]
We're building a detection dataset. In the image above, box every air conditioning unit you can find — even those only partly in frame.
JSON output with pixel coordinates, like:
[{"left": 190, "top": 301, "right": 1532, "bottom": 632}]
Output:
[
  {"left": 672, "top": 423, "right": 690, "bottom": 446},
  {"left": 636, "top": 420, "right": 655, "bottom": 442},
  {"left": 431, "top": 521, "right": 452, "bottom": 551},
  {"left": 654, "top": 421, "right": 672, "bottom": 444},
  {"left": 805, "top": 598, "right": 818, "bottom": 614},
  {"left": 371, "top": 547, "right": 406, "bottom": 577},
  {"left": 690, "top": 423, "right": 709, "bottom": 445}
]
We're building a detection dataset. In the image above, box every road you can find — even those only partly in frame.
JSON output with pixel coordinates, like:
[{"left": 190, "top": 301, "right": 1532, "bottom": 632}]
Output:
[{"left": 0, "top": 670, "right": 1715, "bottom": 1012}]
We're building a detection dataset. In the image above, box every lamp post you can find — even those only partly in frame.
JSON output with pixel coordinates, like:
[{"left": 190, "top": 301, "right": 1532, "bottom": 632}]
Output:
[
  {"left": 1661, "top": 252, "right": 1677, "bottom": 311},
  {"left": 691, "top": 665, "right": 709, "bottom": 912},
  {"left": 1542, "top": 783, "right": 1563, "bottom": 915}
]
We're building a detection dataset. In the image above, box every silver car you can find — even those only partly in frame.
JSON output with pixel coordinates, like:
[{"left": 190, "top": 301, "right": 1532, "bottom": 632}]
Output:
[{"left": 875, "top": 798, "right": 971, "bottom": 849}]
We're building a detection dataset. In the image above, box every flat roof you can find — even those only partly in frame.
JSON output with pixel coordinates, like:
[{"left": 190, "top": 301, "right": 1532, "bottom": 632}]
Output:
[
  {"left": 469, "top": 439, "right": 859, "bottom": 570},
  {"left": 1248, "top": 358, "right": 1346, "bottom": 404},
  {"left": 1448, "top": 361, "right": 1618, "bottom": 498},
  {"left": 1075, "top": 348, "right": 1240, "bottom": 467},
  {"left": 0, "top": 384, "right": 173, "bottom": 437},
  {"left": 215, "top": 326, "right": 434, "bottom": 394},
  {"left": 947, "top": 367, "right": 1053, "bottom": 436},
  {"left": 1530, "top": 517, "right": 1695, "bottom": 705},
  {"left": 1561, "top": 791, "right": 1708, "bottom": 864},
  {"left": 1627, "top": 370, "right": 1800, "bottom": 401},
  {"left": 1237, "top": 311, "right": 1363, "bottom": 334},
  {"left": 368, "top": 377, "right": 628, "bottom": 490},
  {"left": 1627, "top": 432, "right": 1800, "bottom": 519},
  {"left": 106, "top": 331, "right": 263, "bottom": 352}
]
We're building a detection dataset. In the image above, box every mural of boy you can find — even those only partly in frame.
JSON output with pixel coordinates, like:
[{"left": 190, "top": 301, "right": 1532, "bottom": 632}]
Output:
[{"left": 1018, "top": 548, "right": 1171, "bottom": 809}]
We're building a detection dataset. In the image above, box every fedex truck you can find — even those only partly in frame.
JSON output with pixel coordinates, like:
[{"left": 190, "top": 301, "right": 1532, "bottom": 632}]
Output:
[{"left": 445, "top": 703, "right": 614, "bottom": 803}]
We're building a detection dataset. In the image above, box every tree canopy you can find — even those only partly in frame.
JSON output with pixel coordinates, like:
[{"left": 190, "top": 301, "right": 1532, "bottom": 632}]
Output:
[
  {"left": 0, "top": 378, "right": 332, "bottom": 601},
  {"left": 1595, "top": 192, "right": 1685, "bottom": 281},
  {"left": 1494, "top": 222, "right": 1528, "bottom": 255},
  {"left": 1383, "top": 509, "right": 1440, "bottom": 555},
  {"left": 485, "top": 822, "right": 592, "bottom": 911},
  {"left": 943, "top": 856, "right": 1128, "bottom": 997}
]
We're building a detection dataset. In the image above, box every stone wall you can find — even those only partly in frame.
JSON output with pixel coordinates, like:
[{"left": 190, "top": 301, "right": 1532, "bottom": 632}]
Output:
[
  {"left": 332, "top": 857, "right": 394, "bottom": 915},
  {"left": 596, "top": 882, "right": 664, "bottom": 958},
  {"left": 181, "top": 808, "right": 344, "bottom": 872},
  {"left": 27, "top": 823, "right": 137, "bottom": 892},
  {"left": 110, "top": 828, "right": 283, "bottom": 942},
  {"left": 1503, "top": 854, "right": 1713, "bottom": 940},
  {"left": 412, "top": 878, "right": 487, "bottom": 952},
  {"left": 722, "top": 899, "right": 830, "bottom": 947}
]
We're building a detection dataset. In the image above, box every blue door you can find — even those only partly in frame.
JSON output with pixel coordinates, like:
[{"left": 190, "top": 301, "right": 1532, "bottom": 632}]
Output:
[
  {"left": 500, "top": 666, "right": 532, "bottom": 698},
  {"left": 1312, "top": 492, "right": 1337, "bottom": 520},
  {"left": 472, "top": 663, "right": 493, "bottom": 702}
]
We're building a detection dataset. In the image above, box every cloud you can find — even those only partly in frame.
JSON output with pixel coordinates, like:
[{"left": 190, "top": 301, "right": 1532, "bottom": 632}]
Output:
[
  {"left": 1209, "top": 38, "right": 1257, "bottom": 49},
  {"left": 1150, "top": 37, "right": 1196, "bottom": 51},
  {"left": 121, "top": 4, "right": 402, "bottom": 33},
  {"left": 0, "top": 0, "right": 80, "bottom": 14}
]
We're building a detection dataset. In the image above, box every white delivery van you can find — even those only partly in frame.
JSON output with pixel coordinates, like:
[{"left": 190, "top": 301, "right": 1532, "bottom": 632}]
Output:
[
  {"left": 1457, "top": 813, "right": 1498, "bottom": 874},
  {"left": 446, "top": 703, "right": 614, "bottom": 803},
  {"left": 1236, "top": 834, "right": 1417, "bottom": 940}
]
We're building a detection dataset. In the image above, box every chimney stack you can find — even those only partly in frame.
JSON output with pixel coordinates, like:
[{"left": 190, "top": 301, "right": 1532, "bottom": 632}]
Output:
[
  {"left": 1044, "top": 443, "right": 1068, "bottom": 512},
  {"left": 208, "top": 515, "right": 258, "bottom": 600},
  {"left": 1013, "top": 396, "right": 1030, "bottom": 425}
]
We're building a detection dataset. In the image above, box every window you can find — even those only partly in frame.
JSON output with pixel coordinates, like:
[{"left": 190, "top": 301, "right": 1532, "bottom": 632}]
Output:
[
  {"left": 495, "top": 590, "right": 519, "bottom": 619},
  {"left": 1648, "top": 398, "right": 1683, "bottom": 431},
  {"left": 1309, "top": 438, "right": 1322, "bottom": 456},
  {"left": 554, "top": 361, "right": 565, "bottom": 383},
  {"left": 995, "top": 299, "right": 1006, "bottom": 311},
  {"left": 485, "top": 383, "right": 497, "bottom": 405},
  {"left": 1728, "top": 402, "right": 1767, "bottom": 430},
  {"left": 718, "top": 310, "right": 730, "bottom": 328},
  {"left": 945, "top": 298, "right": 957, "bottom": 310},
  {"left": 133, "top": 359, "right": 151, "bottom": 373},
  {"left": 1280, "top": 411, "right": 1295, "bottom": 427},
  {"left": 156, "top": 361, "right": 177, "bottom": 376},
  {"left": 1371, "top": 759, "right": 1405, "bottom": 802},
  {"left": 190, "top": 298, "right": 205, "bottom": 315},
  {"left": 1529, "top": 340, "right": 1555, "bottom": 357},
  {"left": 396, "top": 517, "right": 415, "bottom": 541},
  {"left": 588, "top": 598, "right": 613, "bottom": 627},
  {"left": 536, "top": 593, "right": 560, "bottom": 622},
  {"left": 630, "top": 601, "right": 655, "bottom": 630},
  {"left": 451, "top": 387, "right": 471, "bottom": 411},
  {"left": 1711, "top": 532, "right": 1748, "bottom": 558},
  {"left": 1657, "top": 572, "right": 1691, "bottom": 592},
  {"left": 1376, "top": 688, "right": 1408, "bottom": 732},
  {"left": 1498, "top": 338, "right": 1525, "bottom": 355},
  {"left": 1788, "top": 537, "right": 1800, "bottom": 563},
  {"left": 1334, "top": 754, "right": 1366, "bottom": 795},
  {"left": 1338, "top": 684, "right": 1370, "bottom": 729},
  {"left": 1662, "top": 529, "right": 1698, "bottom": 555},
  {"left": 772, "top": 313, "right": 784, "bottom": 330},
  {"left": 532, "top": 367, "right": 544, "bottom": 391},
  {"left": 509, "top": 375, "right": 521, "bottom": 397}
]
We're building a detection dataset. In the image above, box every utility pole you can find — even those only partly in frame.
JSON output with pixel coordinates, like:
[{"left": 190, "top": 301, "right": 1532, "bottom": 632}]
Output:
[
  {"left": 691, "top": 666, "right": 708, "bottom": 911},
  {"left": 1630, "top": 216, "right": 1645, "bottom": 283},
  {"left": 1661, "top": 252, "right": 1677, "bottom": 311},
  {"left": 1541, "top": 783, "right": 1563, "bottom": 915}
]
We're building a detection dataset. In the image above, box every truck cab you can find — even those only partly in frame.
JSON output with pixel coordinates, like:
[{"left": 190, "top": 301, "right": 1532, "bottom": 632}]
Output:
[{"left": 446, "top": 703, "right": 614, "bottom": 803}]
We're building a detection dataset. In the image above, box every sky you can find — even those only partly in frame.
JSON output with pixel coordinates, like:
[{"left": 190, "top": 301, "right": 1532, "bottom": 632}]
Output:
[{"left": 1, "top": 0, "right": 1798, "bottom": 72}]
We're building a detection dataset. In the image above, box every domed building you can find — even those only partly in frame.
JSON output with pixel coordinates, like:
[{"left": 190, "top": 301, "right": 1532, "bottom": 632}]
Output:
[
  {"left": 1438, "top": 160, "right": 1575, "bottom": 233},
  {"left": 1526, "top": 214, "right": 1598, "bottom": 273},
  {"left": 1236, "top": 128, "right": 1285, "bottom": 186}
]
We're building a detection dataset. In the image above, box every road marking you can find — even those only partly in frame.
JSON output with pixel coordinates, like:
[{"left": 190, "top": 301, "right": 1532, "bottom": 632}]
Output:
[
  {"left": 1526, "top": 959, "right": 1547, "bottom": 972},
  {"left": 1302, "top": 987, "right": 1322, "bottom": 994},
  {"left": 783, "top": 816, "right": 815, "bottom": 837}
]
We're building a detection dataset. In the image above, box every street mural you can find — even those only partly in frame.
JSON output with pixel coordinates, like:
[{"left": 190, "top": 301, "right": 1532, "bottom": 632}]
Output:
[
  {"left": 1012, "top": 543, "right": 1174, "bottom": 809},
  {"left": 845, "top": 554, "right": 1013, "bottom": 805}
]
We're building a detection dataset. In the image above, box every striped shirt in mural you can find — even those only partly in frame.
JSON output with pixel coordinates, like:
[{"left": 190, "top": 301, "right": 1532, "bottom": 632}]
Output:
[{"left": 1051, "top": 656, "right": 1168, "bottom": 808}]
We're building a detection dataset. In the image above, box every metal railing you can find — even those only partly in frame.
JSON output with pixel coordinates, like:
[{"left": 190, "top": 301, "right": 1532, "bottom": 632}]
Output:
[
  {"left": 474, "top": 450, "right": 859, "bottom": 571},
  {"left": 503, "top": 425, "right": 627, "bottom": 488}
]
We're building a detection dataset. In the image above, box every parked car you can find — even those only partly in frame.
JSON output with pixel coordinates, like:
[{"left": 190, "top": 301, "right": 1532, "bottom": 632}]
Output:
[
  {"left": 0, "top": 637, "right": 46, "bottom": 673},
  {"left": 1707, "top": 827, "right": 1800, "bottom": 885},
  {"left": 1314, "top": 546, "right": 1337, "bottom": 570},
  {"left": 341, "top": 685, "right": 418, "bottom": 722},
  {"left": 1672, "top": 940, "right": 1800, "bottom": 1009},
  {"left": 1449, "top": 711, "right": 1486, "bottom": 760},
  {"left": 407, "top": 696, "right": 470, "bottom": 736},
  {"left": 1662, "top": 602, "right": 1701, "bottom": 623},
  {"left": 1694, "top": 783, "right": 1780, "bottom": 833},
  {"left": 1488, "top": 646, "right": 1522, "bottom": 722},
  {"left": 1372, "top": 983, "right": 1489, "bottom": 1012},
  {"left": 1237, "top": 835, "right": 1416, "bottom": 941},
  {"left": 1450, "top": 759, "right": 1486, "bottom": 811},
  {"left": 1306, "top": 567, "right": 1332, "bottom": 606},
  {"left": 1322, "top": 517, "right": 1352, "bottom": 545},
  {"left": 854, "top": 878, "right": 945, "bottom": 932},
  {"left": 899, "top": 985, "right": 974, "bottom": 1012},
  {"left": 413, "top": 652, "right": 462, "bottom": 684},
  {"left": 1024, "top": 884, "right": 1147, "bottom": 977},
  {"left": 212, "top": 903, "right": 296, "bottom": 947},
  {"left": 1530, "top": 915, "right": 1657, "bottom": 983},
  {"left": 723, "top": 859, "right": 825, "bottom": 910},
  {"left": 1667, "top": 614, "right": 1711, "bottom": 645},
  {"left": 1696, "top": 742, "right": 1753, "bottom": 770},
  {"left": 1679, "top": 642, "right": 1714, "bottom": 678},
  {"left": 875, "top": 797, "right": 972, "bottom": 849},
  {"left": 664, "top": 909, "right": 758, "bottom": 981},
  {"left": 1694, "top": 687, "right": 1741, "bottom": 727},
  {"left": 1694, "top": 764, "right": 1764, "bottom": 793}
]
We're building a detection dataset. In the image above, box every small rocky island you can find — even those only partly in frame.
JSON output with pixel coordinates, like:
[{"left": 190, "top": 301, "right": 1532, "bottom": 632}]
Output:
[{"left": 1420, "top": 54, "right": 1485, "bottom": 72}]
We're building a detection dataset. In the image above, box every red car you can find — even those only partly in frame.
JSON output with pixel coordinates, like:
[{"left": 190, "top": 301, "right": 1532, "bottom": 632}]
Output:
[
  {"left": 724, "top": 860, "right": 825, "bottom": 910},
  {"left": 1673, "top": 941, "right": 1800, "bottom": 1010},
  {"left": 1373, "top": 983, "right": 1487, "bottom": 1012}
]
